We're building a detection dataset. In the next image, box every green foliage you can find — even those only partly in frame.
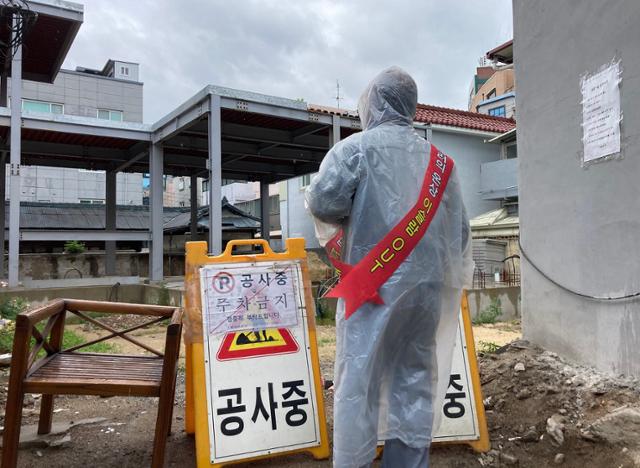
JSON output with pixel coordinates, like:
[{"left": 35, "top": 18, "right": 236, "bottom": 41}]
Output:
[
  {"left": 315, "top": 298, "right": 336, "bottom": 325},
  {"left": 0, "top": 297, "right": 28, "bottom": 320},
  {"left": 64, "top": 240, "right": 86, "bottom": 254},
  {"left": 472, "top": 297, "right": 502, "bottom": 325},
  {"left": 61, "top": 329, "right": 119, "bottom": 354},
  {"left": 0, "top": 330, "right": 120, "bottom": 356},
  {"left": 318, "top": 336, "right": 336, "bottom": 347},
  {"left": 0, "top": 321, "right": 15, "bottom": 353},
  {"left": 477, "top": 340, "right": 500, "bottom": 354}
]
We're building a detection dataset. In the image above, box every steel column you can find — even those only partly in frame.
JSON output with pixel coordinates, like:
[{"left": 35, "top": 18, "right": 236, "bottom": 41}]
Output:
[
  {"left": 260, "top": 180, "right": 270, "bottom": 242},
  {"left": 8, "top": 18, "right": 22, "bottom": 287},
  {"left": 190, "top": 174, "right": 198, "bottom": 241},
  {"left": 208, "top": 95, "right": 222, "bottom": 255},
  {"left": 149, "top": 142, "right": 164, "bottom": 282},
  {"left": 0, "top": 70, "right": 7, "bottom": 107},
  {"left": 0, "top": 152, "right": 5, "bottom": 278},
  {"left": 105, "top": 170, "right": 117, "bottom": 275},
  {"left": 332, "top": 114, "right": 341, "bottom": 146}
]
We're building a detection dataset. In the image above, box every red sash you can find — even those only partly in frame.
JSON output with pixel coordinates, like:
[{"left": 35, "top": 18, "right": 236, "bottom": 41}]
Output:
[{"left": 324, "top": 144, "right": 454, "bottom": 319}]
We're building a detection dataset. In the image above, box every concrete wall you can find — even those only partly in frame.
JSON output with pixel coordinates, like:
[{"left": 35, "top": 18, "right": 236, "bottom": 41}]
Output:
[
  {"left": 515, "top": 0, "right": 640, "bottom": 376},
  {"left": 0, "top": 283, "right": 182, "bottom": 309},
  {"left": 15, "top": 251, "right": 185, "bottom": 280},
  {"left": 467, "top": 286, "right": 520, "bottom": 322},
  {"left": 430, "top": 130, "right": 502, "bottom": 218},
  {"left": 480, "top": 158, "right": 518, "bottom": 200}
]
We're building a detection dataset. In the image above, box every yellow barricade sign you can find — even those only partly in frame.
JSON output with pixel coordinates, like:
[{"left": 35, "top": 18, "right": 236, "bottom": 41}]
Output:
[
  {"left": 184, "top": 238, "right": 330, "bottom": 467},
  {"left": 376, "top": 292, "right": 490, "bottom": 455},
  {"left": 433, "top": 292, "right": 489, "bottom": 451}
]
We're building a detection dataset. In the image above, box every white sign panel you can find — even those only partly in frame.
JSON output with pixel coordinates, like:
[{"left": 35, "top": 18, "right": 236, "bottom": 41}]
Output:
[
  {"left": 581, "top": 61, "right": 621, "bottom": 163},
  {"left": 433, "top": 311, "right": 480, "bottom": 442},
  {"left": 200, "top": 262, "right": 299, "bottom": 335},
  {"left": 200, "top": 260, "right": 322, "bottom": 464}
]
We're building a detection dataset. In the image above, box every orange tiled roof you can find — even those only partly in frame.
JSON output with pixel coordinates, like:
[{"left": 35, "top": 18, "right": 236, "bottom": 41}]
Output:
[{"left": 415, "top": 103, "right": 515, "bottom": 133}]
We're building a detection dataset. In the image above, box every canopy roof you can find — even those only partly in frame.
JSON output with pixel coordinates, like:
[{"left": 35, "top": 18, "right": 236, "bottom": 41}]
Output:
[{"left": 1, "top": 0, "right": 83, "bottom": 83}]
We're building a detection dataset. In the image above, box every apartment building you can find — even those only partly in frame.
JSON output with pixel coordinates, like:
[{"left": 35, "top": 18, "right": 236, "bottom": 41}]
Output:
[
  {"left": 4, "top": 61, "right": 144, "bottom": 204},
  {"left": 468, "top": 41, "right": 515, "bottom": 119}
]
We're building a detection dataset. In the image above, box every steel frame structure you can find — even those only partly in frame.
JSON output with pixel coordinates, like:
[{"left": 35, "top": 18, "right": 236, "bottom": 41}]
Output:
[{"left": 1, "top": 5, "right": 434, "bottom": 286}]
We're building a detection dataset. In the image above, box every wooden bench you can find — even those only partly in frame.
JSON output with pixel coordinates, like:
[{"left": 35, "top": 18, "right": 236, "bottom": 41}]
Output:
[{"left": 1, "top": 299, "right": 183, "bottom": 468}]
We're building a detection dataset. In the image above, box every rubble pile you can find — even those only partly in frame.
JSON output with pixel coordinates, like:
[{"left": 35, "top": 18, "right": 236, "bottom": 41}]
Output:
[{"left": 474, "top": 340, "right": 640, "bottom": 467}]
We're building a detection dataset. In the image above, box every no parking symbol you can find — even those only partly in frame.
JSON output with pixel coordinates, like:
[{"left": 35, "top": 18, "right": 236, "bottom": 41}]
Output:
[{"left": 212, "top": 272, "right": 234, "bottom": 294}]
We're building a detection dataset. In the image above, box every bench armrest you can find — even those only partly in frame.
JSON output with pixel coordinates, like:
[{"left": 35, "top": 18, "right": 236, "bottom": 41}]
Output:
[
  {"left": 16, "top": 299, "right": 66, "bottom": 327},
  {"left": 65, "top": 299, "right": 177, "bottom": 317}
]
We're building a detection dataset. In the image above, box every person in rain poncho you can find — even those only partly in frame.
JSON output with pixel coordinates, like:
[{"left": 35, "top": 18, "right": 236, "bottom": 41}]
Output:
[{"left": 305, "top": 66, "right": 473, "bottom": 468}]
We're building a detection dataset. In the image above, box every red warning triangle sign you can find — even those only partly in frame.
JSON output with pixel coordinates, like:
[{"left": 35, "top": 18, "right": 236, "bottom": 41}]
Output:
[{"left": 216, "top": 328, "right": 299, "bottom": 361}]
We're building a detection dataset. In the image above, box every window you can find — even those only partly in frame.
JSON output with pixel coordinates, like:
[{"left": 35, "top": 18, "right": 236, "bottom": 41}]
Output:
[
  {"left": 301, "top": 173, "right": 316, "bottom": 188},
  {"left": 486, "top": 88, "right": 497, "bottom": 99},
  {"left": 178, "top": 178, "right": 185, "bottom": 191},
  {"left": 488, "top": 106, "right": 506, "bottom": 117},
  {"left": 202, "top": 179, "right": 210, "bottom": 193},
  {"left": 120, "top": 66, "right": 129, "bottom": 76},
  {"left": 506, "top": 143, "right": 518, "bottom": 159},
  {"left": 79, "top": 199, "right": 105, "bottom": 205},
  {"left": 97, "top": 109, "right": 124, "bottom": 122},
  {"left": 22, "top": 99, "right": 63, "bottom": 114}
]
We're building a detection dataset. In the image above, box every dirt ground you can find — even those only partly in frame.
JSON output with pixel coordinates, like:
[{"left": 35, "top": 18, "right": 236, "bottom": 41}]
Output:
[{"left": 2, "top": 320, "right": 640, "bottom": 467}]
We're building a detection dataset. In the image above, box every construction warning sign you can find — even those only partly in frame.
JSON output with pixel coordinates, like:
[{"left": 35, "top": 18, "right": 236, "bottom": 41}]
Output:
[
  {"left": 377, "top": 295, "right": 489, "bottom": 454},
  {"left": 195, "top": 253, "right": 328, "bottom": 466},
  {"left": 432, "top": 304, "right": 488, "bottom": 449},
  {"left": 216, "top": 328, "right": 299, "bottom": 360}
]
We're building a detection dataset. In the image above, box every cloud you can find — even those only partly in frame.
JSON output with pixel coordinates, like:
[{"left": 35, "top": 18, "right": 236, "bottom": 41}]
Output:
[{"left": 64, "top": 0, "right": 512, "bottom": 123}]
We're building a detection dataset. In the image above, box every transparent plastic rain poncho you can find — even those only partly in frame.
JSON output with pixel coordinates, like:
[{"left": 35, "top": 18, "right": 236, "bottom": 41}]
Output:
[{"left": 306, "top": 67, "right": 473, "bottom": 468}]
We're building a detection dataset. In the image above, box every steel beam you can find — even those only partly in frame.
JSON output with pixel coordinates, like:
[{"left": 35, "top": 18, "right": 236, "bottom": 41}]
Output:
[
  {"left": 9, "top": 115, "right": 152, "bottom": 141},
  {"left": 105, "top": 170, "right": 117, "bottom": 275},
  {"left": 260, "top": 180, "right": 270, "bottom": 243},
  {"left": 219, "top": 97, "right": 335, "bottom": 125},
  {"left": 18, "top": 230, "right": 150, "bottom": 242},
  {"left": 2, "top": 140, "right": 131, "bottom": 160},
  {"left": 114, "top": 152, "right": 147, "bottom": 173},
  {"left": 149, "top": 142, "right": 164, "bottom": 282},
  {"left": 8, "top": 20, "right": 21, "bottom": 287},
  {"left": 190, "top": 174, "right": 198, "bottom": 240},
  {"left": 208, "top": 95, "right": 223, "bottom": 255},
  {"left": 152, "top": 99, "right": 210, "bottom": 143},
  {"left": 163, "top": 137, "right": 326, "bottom": 162}
]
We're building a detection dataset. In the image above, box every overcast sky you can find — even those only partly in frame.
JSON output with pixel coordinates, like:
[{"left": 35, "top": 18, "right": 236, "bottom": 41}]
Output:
[{"left": 62, "top": 0, "right": 513, "bottom": 124}]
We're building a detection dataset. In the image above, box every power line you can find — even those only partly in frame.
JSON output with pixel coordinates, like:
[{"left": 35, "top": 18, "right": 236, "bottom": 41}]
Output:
[
  {"left": 518, "top": 239, "right": 640, "bottom": 301},
  {"left": 0, "top": 1, "right": 37, "bottom": 62}
]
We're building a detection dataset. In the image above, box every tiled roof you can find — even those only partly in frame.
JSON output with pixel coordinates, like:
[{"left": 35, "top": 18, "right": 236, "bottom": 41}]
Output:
[
  {"left": 7, "top": 200, "right": 259, "bottom": 233},
  {"left": 414, "top": 104, "right": 516, "bottom": 134},
  {"left": 307, "top": 104, "right": 356, "bottom": 117}
]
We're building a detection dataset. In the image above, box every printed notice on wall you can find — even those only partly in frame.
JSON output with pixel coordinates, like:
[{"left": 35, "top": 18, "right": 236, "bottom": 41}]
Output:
[
  {"left": 581, "top": 61, "right": 621, "bottom": 163},
  {"left": 200, "top": 262, "right": 300, "bottom": 336}
]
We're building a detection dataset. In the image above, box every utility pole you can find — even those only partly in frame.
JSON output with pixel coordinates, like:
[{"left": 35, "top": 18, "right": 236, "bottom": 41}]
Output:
[{"left": 335, "top": 80, "right": 341, "bottom": 108}]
